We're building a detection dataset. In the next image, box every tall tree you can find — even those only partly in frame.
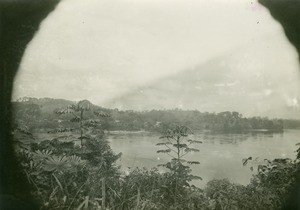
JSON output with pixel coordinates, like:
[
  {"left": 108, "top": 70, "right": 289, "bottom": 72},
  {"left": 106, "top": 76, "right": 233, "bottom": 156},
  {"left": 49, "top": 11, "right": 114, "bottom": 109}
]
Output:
[
  {"left": 156, "top": 125, "right": 202, "bottom": 205},
  {"left": 55, "top": 100, "right": 109, "bottom": 146}
]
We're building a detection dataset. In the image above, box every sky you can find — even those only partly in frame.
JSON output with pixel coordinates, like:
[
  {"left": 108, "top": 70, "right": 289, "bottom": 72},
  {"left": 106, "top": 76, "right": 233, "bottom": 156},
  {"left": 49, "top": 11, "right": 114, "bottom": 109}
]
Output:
[{"left": 12, "top": 0, "right": 300, "bottom": 119}]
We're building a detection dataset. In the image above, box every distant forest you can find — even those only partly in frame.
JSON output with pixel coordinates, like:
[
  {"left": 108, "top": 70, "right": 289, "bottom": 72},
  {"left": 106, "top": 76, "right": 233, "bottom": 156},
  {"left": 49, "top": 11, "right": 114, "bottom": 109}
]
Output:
[{"left": 12, "top": 97, "right": 300, "bottom": 133}]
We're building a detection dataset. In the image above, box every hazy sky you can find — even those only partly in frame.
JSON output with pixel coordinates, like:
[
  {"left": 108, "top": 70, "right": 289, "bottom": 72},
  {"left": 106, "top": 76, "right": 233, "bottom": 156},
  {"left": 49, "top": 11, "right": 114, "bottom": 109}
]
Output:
[{"left": 13, "top": 0, "right": 300, "bottom": 119}]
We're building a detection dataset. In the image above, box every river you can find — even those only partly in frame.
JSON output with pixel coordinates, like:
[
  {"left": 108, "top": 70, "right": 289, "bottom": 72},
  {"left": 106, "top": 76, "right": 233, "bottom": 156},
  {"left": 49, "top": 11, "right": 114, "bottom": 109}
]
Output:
[{"left": 108, "top": 129, "right": 300, "bottom": 188}]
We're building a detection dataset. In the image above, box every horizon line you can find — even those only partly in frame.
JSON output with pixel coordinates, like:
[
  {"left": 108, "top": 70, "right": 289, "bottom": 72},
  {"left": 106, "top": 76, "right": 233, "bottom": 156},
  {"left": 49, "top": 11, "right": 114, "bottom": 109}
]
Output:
[{"left": 11, "top": 96, "right": 300, "bottom": 121}]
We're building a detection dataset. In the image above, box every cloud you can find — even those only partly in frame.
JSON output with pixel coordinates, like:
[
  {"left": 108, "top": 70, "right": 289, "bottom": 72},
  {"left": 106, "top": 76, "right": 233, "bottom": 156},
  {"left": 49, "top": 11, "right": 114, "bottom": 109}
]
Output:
[{"left": 12, "top": 0, "right": 300, "bottom": 119}]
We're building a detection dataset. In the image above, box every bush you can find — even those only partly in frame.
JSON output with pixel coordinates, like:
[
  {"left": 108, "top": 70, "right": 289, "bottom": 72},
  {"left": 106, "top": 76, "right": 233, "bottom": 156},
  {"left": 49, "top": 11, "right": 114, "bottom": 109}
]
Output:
[
  {"left": 15, "top": 134, "right": 121, "bottom": 209},
  {"left": 13, "top": 121, "right": 300, "bottom": 210}
]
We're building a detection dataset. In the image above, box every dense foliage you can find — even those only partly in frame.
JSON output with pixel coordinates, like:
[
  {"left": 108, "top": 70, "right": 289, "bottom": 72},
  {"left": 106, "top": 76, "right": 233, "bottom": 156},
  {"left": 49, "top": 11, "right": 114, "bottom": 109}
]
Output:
[
  {"left": 14, "top": 130, "right": 300, "bottom": 209},
  {"left": 12, "top": 98, "right": 300, "bottom": 209},
  {"left": 12, "top": 97, "right": 291, "bottom": 133}
]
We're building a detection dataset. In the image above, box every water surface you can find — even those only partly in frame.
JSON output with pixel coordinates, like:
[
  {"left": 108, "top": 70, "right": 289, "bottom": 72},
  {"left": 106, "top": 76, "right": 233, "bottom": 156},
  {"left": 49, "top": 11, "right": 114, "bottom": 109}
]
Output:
[{"left": 108, "top": 129, "right": 300, "bottom": 188}]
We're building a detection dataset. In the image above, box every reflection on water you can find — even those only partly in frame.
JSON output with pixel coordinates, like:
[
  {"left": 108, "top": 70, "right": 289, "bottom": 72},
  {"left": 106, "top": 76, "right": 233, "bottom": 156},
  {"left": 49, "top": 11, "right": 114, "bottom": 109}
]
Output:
[{"left": 108, "top": 129, "right": 300, "bottom": 188}]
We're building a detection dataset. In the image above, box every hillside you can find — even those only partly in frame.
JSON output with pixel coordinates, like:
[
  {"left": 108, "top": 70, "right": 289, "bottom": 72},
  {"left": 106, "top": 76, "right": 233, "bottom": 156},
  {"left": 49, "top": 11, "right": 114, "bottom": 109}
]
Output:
[
  {"left": 15, "top": 97, "right": 75, "bottom": 115},
  {"left": 12, "top": 97, "right": 300, "bottom": 133}
]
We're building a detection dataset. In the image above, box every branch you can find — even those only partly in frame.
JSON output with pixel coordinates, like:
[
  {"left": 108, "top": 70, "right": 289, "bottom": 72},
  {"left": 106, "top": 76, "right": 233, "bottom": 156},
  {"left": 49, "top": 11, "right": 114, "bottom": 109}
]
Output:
[
  {"left": 164, "top": 144, "right": 178, "bottom": 154},
  {"left": 165, "top": 152, "right": 176, "bottom": 159},
  {"left": 179, "top": 152, "right": 189, "bottom": 159}
]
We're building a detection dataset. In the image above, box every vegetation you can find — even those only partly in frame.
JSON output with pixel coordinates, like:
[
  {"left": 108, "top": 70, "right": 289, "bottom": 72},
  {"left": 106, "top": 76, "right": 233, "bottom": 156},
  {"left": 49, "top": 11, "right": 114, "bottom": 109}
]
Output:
[
  {"left": 12, "top": 97, "right": 294, "bottom": 134},
  {"left": 54, "top": 100, "right": 109, "bottom": 146},
  {"left": 12, "top": 98, "right": 300, "bottom": 209},
  {"left": 14, "top": 125, "right": 300, "bottom": 209},
  {"left": 156, "top": 125, "right": 202, "bottom": 207}
]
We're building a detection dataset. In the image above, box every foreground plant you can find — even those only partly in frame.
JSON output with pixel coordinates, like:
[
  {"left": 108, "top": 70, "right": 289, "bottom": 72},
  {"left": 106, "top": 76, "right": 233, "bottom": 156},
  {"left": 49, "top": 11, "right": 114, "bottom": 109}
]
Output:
[
  {"left": 13, "top": 118, "right": 300, "bottom": 210},
  {"left": 156, "top": 125, "right": 202, "bottom": 207},
  {"left": 55, "top": 100, "right": 109, "bottom": 146}
]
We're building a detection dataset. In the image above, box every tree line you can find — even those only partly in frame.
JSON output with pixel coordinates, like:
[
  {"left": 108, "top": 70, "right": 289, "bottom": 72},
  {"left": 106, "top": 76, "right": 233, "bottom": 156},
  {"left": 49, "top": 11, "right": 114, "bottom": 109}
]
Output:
[{"left": 12, "top": 98, "right": 300, "bottom": 134}]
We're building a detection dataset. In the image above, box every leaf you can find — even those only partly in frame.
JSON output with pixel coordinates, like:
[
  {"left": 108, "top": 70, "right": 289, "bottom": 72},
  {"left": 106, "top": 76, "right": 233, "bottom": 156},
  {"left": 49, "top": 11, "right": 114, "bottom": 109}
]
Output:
[
  {"left": 94, "top": 110, "right": 110, "bottom": 117},
  {"left": 29, "top": 160, "right": 39, "bottom": 170},
  {"left": 156, "top": 142, "right": 172, "bottom": 146},
  {"left": 35, "top": 149, "right": 53, "bottom": 156},
  {"left": 70, "top": 117, "right": 81, "bottom": 123},
  {"left": 258, "top": 164, "right": 268, "bottom": 172},
  {"left": 188, "top": 175, "right": 202, "bottom": 180},
  {"left": 187, "top": 161, "right": 200, "bottom": 165},
  {"left": 55, "top": 105, "right": 76, "bottom": 115},
  {"left": 68, "top": 155, "right": 86, "bottom": 167},
  {"left": 242, "top": 157, "right": 252, "bottom": 166},
  {"left": 62, "top": 196, "right": 67, "bottom": 204},
  {"left": 172, "top": 158, "right": 187, "bottom": 163},
  {"left": 77, "top": 100, "right": 91, "bottom": 111},
  {"left": 188, "top": 140, "right": 203, "bottom": 144},
  {"left": 157, "top": 149, "right": 171, "bottom": 153},
  {"left": 52, "top": 173, "right": 64, "bottom": 192},
  {"left": 173, "top": 144, "right": 187, "bottom": 148},
  {"left": 43, "top": 155, "right": 69, "bottom": 172},
  {"left": 78, "top": 136, "right": 89, "bottom": 140},
  {"left": 185, "top": 148, "right": 200, "bottom": 153},
  {"left": 83, "top": 119, "right": 101, "bottom": 127},
  {"left": 56, "top": 127, "right": 74, "bottom": 133},
  {"left": 75, "top": 196, "right": 89, "bottom": 210},
  {"left": 33, "top": 149, "right": 53, "bottom": 162}
]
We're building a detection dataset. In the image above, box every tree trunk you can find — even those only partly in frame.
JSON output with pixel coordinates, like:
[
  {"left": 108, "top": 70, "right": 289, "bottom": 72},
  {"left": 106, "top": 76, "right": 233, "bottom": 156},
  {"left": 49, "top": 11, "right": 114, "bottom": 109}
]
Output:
[
  {"left": 80, "top": 110, "right": 83, "bottom": 146},
  {"left": 102, "top": 178, "right": 106, "bottom": 209}
]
